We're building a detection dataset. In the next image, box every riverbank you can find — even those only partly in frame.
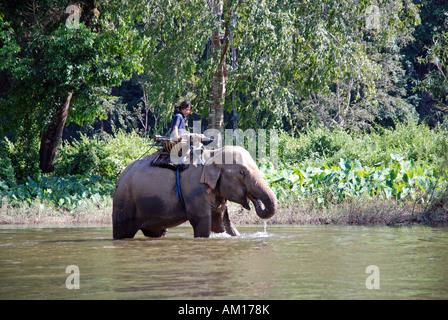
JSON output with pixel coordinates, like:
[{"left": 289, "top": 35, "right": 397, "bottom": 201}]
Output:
[
  {"left": 231, "top": 199, "right": 448, "bottom": 226},
  {"left": 1, "top": 196, "right": 447, "bottom": 227},
  {"left": 0, "top": 198, "right": 112, "bottom": 226}
]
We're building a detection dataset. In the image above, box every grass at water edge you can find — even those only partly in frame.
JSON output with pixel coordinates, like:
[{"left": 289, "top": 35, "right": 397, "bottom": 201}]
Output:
[{"left": 1, "top": 196, "right": 447, "bottom": 227}]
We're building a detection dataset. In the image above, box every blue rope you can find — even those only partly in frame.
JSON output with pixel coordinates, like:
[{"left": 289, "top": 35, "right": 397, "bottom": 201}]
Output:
[{"left": 175, "top": 168, "right": 186, "bottom": 211}]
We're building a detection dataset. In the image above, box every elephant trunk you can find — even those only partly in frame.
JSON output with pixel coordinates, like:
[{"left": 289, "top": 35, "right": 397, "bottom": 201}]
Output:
[{"left": 247, "top": 179, "right": 277, "bottom": 219}]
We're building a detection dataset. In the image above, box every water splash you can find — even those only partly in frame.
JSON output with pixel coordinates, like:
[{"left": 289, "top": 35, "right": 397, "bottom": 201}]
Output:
[
  {"left": 210, "top": 232, "right": 233, "bottom": 239},
  {"left": 255, "top": 220, "right": 269, "bottom": 237},
  {"left": 242, "top": 221, "right": 270, "bottom": 239},
  {"left": 211, "top": 222, "right": 271, "bottom": 239}
]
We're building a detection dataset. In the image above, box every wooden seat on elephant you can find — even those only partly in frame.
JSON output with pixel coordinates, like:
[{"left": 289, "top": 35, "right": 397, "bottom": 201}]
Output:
[
  {"left": 145, "top": 134, "right": 209, "bottom": 171},
  {"left": 145, "top": 147, "right": 190, "bottom": 172}
]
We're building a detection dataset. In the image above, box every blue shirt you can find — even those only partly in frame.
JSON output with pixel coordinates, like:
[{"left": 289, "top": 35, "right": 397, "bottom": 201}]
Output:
[{"left": 171, "top": 111, "right": 187, "bottom": 135}]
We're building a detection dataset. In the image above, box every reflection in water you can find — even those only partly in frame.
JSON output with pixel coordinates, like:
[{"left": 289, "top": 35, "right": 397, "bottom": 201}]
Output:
[{"left": 0, "top": 225, "right": 447, "bottom": 299}]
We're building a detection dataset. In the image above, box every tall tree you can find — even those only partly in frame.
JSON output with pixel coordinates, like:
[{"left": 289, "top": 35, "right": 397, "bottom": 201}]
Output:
[
  {"left": 138, "top": 0, "right": 420, "bottom": 135},
  {"left": 0, "top": 0, "right": 148, "bottom": 173},
  {"left": 408, "top": 0, "right": 448, "bottom": 126},
  {"left": 287, "top": 0, "right": 420, "bottom": 131}
]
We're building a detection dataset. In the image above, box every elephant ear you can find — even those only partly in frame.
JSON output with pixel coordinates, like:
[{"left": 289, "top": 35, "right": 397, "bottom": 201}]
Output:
[{"left": 200, "top": 163, "right": 221, "bottom": 190}]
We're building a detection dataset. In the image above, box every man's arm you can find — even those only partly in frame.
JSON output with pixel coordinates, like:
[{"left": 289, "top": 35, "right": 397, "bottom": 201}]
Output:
[
  {"left": 171, "top": 113, "right": 182, "bottom": 141},
  {"left": 172, "top": 126, "right": 181, "bottom": 141}
]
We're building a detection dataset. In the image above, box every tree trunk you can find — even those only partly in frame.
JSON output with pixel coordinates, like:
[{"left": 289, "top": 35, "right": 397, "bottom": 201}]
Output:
[
  {"left": 39, "top": 92, "right": 73, "bottom": 173},
  {"left": 209, "top": 0, "right": 239, "bottom": 146},
  {"left": 210, "top": 55, "right": 228, "bottom": 132},
  {"left": 209, "top": 0, "right": 225, "bottom": 134}
]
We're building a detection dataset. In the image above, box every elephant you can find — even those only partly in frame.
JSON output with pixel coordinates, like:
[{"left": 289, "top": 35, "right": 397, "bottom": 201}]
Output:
[{"left": 112, "top": 145, "right": 277, "bottom": 239}]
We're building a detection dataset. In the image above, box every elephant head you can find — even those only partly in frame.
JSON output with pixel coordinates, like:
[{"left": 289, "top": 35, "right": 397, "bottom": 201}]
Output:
[{"left": 200, "top": 146, "right": 277, "bottom": 219}]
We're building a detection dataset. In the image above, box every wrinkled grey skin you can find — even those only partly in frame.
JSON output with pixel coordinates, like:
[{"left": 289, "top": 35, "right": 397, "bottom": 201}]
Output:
[{"left": 112, "top": 146, "right": 277, "bottom": 239}]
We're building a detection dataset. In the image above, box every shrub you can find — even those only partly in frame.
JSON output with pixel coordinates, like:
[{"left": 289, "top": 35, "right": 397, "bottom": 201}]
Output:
[
  {"left": 277, "top": 120, "right": 445, "bottom": 169},
  {"left": 102, "top": 129, "right": 155, "bottom": 181},
  {"left": 55, "top": 134, "right": 104, "bottom": 177},
  {"left": 0, "top": 136, "right": 40, "bottom": 185},
  {"left": 55, "top": 130, "right": 154, "bottom": 182},
  {"left": 0, "top": 156, "right": 16, "bottom": 191},
  {"left": 278, "top": 127, "right": 346, "bottom": 167},
  {"left": 260, "top": 155, "right": 445, "bottom": 207},
  {"left": 3, "top": 175, "right": 115, "bottom": 210}
]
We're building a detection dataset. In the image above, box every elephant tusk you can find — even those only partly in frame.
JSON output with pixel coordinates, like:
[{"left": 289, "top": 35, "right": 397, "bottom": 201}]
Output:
[
  {"left": 256, "top": 199, "right": 265, "bottom": 211},
  {"left": 246, "top": 194, "right": 262, "bottom": 211},
  {"left": 243, "top": 197, "right": 251, "bottom": 211}
]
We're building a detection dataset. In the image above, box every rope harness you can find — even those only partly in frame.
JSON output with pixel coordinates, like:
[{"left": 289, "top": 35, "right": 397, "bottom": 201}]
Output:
[
  {"left": 175, "top": 167, "right": 187, "bottom": 211},
  {"left": 174, "top": 145, "right": 206, "bottom": 212}
]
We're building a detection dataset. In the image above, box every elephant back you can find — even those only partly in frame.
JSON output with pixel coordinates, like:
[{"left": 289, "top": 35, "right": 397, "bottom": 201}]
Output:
[{"left": 145, "top": 149, "right": 189, "bottom": 172}]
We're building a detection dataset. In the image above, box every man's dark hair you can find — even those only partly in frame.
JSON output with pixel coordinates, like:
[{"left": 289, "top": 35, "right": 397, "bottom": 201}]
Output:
[{"left": 178, "top": 100, "right": 192, "bottom": 111}]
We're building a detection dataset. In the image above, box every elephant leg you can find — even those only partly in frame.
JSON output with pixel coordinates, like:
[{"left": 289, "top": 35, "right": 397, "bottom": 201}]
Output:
[
  {"left": 211, "top": 205, "right": 240, "bottom": 236},
  {"left": 112, "top": 198, "right": 140, "bottom": 239},
  {"left": 211, "top": 209, "right": 226, "bottom": 234},
  {"left": 189, "top": 214, "right": 211, "bottom": 238},
  {"left": 141, "top": 228, "right": 167, "bottom": 238},
  {"left": 222, "top": 207, "right": 240, "bottom": 236},
  {"left": 113, "top": 219, "right": 140, "bottom": 239}
]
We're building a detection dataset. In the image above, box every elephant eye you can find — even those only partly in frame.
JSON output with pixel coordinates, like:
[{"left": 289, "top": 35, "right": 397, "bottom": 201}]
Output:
[{"left": 240, "top": 170, "right": 245, "bottom": 176}]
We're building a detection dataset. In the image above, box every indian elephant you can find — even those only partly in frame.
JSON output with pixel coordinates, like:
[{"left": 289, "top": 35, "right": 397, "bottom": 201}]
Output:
[{"left": 112, "top": 145, "right": 277, "bottom": 239}]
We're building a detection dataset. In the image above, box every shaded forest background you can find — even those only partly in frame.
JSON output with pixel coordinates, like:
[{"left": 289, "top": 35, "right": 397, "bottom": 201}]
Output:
[{"left": 0, "top": 0, "right": 447, "bottom": 213}]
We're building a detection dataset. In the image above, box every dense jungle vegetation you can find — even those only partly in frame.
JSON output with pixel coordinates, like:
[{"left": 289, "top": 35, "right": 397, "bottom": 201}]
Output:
[{"left": 0, "top": 0, "right": 447, "bottom": 224}]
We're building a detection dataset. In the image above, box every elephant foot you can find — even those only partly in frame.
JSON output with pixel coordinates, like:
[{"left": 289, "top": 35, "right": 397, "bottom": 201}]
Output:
[
  {"left": 113, "top": 221, "right": 140, "bottom": 240},
  {"left": 141, "top": 228, "right": 167, "bottom": 238},
  {"left": 226, "top": 225, "right": 240, "bottom": 237}
]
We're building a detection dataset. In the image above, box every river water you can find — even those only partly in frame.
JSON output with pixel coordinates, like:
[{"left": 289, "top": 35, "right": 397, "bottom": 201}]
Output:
[{"left": 0, "top": 224, "right": 447, "bottom": 300}]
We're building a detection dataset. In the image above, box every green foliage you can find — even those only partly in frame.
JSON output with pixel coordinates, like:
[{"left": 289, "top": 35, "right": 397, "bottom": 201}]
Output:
[
  {"left": 55, "top": 134, "right": 109, "bottom": 178},
  {"left": 0, "top": 12, "right": 20, "bottom": 72},
  {"left": 131, "top": 0, "right": 421, "bottom": 132},
  {"left": 3, "top": 175, "right": 114, "bottom": 210},
  {"left": 401, "top": 0, "right": 448, "bottom": 127},
  {"left": 264, "top": 121, "right": 448, "bottom": 206},
  {"left": 278, "top": 127, "right": 345, "bottom": 166},
  {"left": 55, "top": 130, "right": 154, "bottom": 182},
  {"left": 3, "top": 123, "right": 447, "bottom": 212},
  {"left": 0, "top": 156, "right": 16, "bottom": 192},
  {"left": 1, "top": 1, "right": 448, "bottom": 215},
  {"left": 0, "top": 137, "right": 40, "bottom": 185},
  {"left": 278, "top": 119, "right": 443, "bottom": 169},
  {"left": 0, "top": 0, "right": 149, "bottom": 173},
  {"left": 431, "top": 122, "right": 448, "bottom": 179},
  {"left": 101, "top": 130, "right": 155, "bottom": 180},
  {"left": 261, "top": 156, "right": 444, "bottom": 207},
  {"left": 415, "top": 19, "right": 448, "bottom": 116},
  {"left": 138, "top": 0, "right": 213, "bottom": 131},
  {"left": 2, "top": 130, "right": 153, "bottom": 209},
  {"left": 0, "top": 138, "right": 16, "bottom": 191}
]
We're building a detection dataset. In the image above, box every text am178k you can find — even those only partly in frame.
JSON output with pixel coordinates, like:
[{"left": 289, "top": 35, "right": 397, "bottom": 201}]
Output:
[
  {"left": 178, "top": 304, "right": 270, "bottom": 317},
  {"left": 222, "top": 304, "right": 269, "bottom": 315}
]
